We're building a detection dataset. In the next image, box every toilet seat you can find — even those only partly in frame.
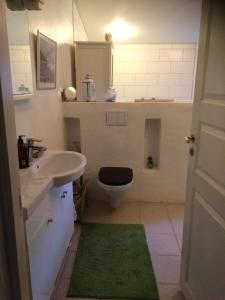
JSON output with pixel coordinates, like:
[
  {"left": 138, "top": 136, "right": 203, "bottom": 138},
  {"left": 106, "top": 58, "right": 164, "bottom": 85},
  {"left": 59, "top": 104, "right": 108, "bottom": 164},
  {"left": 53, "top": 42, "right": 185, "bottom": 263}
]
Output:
[
  {"left": 98, "top": 167, "right": 133, "bottom": 192},
  {"left": 98, "top": 167, "right": 133, "bottom": 186}
]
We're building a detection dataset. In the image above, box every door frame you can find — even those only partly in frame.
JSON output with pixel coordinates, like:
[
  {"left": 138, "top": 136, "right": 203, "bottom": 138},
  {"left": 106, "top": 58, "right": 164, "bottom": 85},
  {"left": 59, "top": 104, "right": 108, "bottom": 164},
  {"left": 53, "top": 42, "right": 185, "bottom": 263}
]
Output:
[{"left": 0, "top": 1, "right": 32, "bottom": 299}]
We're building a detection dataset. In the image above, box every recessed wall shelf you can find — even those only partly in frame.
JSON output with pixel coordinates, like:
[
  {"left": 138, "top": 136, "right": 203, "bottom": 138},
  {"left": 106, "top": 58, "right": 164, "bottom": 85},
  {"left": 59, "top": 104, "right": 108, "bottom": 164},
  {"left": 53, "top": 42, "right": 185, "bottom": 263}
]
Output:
[
  {"left": 144, "top": 119, "right": 160, "bottom": 169},
  {"left": 64, "top": 118, "right": 81, "bottom": 152}
]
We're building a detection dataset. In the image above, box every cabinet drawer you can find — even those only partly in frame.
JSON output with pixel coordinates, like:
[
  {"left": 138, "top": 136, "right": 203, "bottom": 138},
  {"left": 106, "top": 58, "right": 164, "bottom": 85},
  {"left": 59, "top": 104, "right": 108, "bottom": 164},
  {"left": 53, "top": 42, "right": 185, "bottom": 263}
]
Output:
[
  {"left": 26, "top": 193, "right": 51, "bottom": 246},
  {"left": 49, "top": 183, "right": 74, "bottom": 222},
  {"left": 29, "top": 220, "right": 74, "bottom": 296}
]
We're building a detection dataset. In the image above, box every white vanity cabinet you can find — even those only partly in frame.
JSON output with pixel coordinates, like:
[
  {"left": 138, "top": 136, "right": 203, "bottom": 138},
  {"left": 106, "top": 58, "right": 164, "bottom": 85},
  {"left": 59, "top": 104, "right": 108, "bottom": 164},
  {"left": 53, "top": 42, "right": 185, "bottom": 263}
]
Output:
[
  {"left": 75, "top": 41, "right": 113, "bottom": 101},
  {"left": 26, "top": 182, "right": 75, "bottom": 299}
]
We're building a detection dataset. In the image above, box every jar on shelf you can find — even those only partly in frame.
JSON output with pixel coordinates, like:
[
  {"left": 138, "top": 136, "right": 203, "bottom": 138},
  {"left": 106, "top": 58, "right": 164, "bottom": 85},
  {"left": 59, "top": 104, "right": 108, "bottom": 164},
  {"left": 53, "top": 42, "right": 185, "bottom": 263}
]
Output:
[
  {"left": 104, "top": 87, "right": 117, "bottom": 102},
  {"left": 82, "top": 74, "right": 96, "bottom": 102}
]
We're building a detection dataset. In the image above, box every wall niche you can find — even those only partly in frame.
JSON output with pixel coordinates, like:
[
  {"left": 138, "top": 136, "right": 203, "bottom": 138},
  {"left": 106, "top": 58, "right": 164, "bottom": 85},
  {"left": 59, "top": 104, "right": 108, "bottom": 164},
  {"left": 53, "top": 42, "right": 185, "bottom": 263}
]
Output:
[{"left": 144, "top": 119, "right": 161, "bottom": 170}]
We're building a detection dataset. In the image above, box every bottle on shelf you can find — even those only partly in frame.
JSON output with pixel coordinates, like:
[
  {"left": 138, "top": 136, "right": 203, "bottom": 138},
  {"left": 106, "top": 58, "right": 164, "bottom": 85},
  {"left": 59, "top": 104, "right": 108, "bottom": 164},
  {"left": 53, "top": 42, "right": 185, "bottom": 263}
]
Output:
[
  {"left": 147, "top": 156, "right": 154, "bottom": 169},
  {"left": 17, "top": 135, "right": 29, "bottom": 169}
]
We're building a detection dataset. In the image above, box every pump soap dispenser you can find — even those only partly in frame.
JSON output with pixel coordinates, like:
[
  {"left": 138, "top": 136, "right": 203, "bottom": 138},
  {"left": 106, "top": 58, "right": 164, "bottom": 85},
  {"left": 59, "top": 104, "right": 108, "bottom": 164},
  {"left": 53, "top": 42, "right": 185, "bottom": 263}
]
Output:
[{"left": 17, "top": 135, "right": 29, "bottom": 169}]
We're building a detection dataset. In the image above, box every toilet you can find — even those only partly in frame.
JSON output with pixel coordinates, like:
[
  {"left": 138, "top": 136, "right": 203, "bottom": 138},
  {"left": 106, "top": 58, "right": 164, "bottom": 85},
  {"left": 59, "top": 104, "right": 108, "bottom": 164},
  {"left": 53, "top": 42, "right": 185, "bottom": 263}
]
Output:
[{"left": 98, "top": 167, "right": 133, "bottom": 208}]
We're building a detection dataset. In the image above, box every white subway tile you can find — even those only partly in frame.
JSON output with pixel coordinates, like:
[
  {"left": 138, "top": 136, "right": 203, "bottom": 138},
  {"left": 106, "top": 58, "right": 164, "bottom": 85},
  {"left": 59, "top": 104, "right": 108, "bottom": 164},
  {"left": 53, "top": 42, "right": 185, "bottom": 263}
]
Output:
[
  {"left": 12, "top": 74, "right": 26, "bottom": 85},
  {"left": 158, "top": 74, "right": 181, "bottom": 86},
  {"left": 25, "top": 74, "right": 33, "bottom": 85},
  {"left": 124, "top": 62, "right": 147, "bottom": 74},
  {"left": 114, "top": 49, "right": 159, "bottom": 62},
  {"left": 159, "top": 49, "right": 182, "bottom": 61},
  {"left": 133, "top": 50, "right": 159, "bottom": 61},
  {"left": 172, "top": 44, "right": 195, "bottom": 49},
  {"left": 180, "top": 74, "right": 193, "bottom": 85},
  {"left": 113, "top": 62, "right": 125, "bottom": 73},
  {"left": 114, "top": 85, "right": 124, "bottom": 97},
  {"left": 13, "top": 62, "right": 27, "bottom": 74},
  {"left": 25, "top": 63, "right": 32, "bottom": 74},
  {"left": 26, "top": 85, "right": 33, "bottom": 93},
  {"left": 114, "top": 50, "right": 135, "bottom": 61},
  {"left": 114, "top": 44, "right": 172, "bottom": 50},
  {"left": 171, "top": 62, "right": 194, "bottom": 73},
  {"left": 183, "top": 49, "right": 195, "bottom": 61},
  {"left": 10, "top": 50, "right": 25, "bottom": 62},
  {"left": 147, "top": 86, "right": 169, "bottom": 98},
  {"left": 169, "top": 86, "right": 192, "bottom": 98},
  {"left": 24, "top": 50, "right": 31, "bottom": 62},
  {"left": 112, "top": 44, "right": 196, "bottom": 102},
  {"left": 135, "top": 74, "right": 158, "bottom": 85},
  {"left": 114, "top": 74, "right": 135, "bottom": 85},
  {"left": 148, "top": 62, "right": 171, "bottom": 73},
  {"left": 124, "top": 85, "right": 146, "bottom": 98}
]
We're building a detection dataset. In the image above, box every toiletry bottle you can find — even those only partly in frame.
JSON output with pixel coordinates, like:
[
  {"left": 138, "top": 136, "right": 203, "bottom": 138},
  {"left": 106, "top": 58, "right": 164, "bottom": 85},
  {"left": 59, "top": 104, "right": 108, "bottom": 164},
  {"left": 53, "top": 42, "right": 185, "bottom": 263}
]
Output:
[
  {"left": 17, "top": 135, "right": 29, "bottom": 169},
  {"left": 147, "top": 156, "right": 154, "bottom": 169}
]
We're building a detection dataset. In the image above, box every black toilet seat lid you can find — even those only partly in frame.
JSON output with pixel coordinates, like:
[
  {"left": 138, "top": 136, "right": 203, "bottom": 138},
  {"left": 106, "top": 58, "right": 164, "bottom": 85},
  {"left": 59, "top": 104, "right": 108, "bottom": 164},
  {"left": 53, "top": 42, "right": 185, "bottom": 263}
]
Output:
[{"left": 98, "top": 167, "right": 133, "bottom": 186}]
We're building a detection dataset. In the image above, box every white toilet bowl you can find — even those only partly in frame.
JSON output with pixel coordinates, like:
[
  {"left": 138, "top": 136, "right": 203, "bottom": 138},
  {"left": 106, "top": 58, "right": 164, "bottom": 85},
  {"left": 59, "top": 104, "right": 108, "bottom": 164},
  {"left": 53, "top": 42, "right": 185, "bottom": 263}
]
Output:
[{"left": 98, "top": 167, "right": 133, "bottom": 208}]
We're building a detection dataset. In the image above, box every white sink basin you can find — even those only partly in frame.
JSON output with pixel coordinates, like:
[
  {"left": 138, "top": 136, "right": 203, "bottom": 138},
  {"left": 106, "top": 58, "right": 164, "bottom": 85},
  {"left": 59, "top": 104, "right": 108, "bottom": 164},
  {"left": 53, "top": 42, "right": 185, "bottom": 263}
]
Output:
[
  {"left": 20, "top": 150, "right": 87, "bottom": 217},
  {"left": 32, "top": 151, "right": 87, "bottom": 186}
]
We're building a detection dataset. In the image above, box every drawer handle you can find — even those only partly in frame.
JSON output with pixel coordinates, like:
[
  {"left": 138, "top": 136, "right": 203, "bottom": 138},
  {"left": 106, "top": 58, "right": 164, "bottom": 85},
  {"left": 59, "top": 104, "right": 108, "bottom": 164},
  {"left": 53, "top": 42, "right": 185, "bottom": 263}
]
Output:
[
  {"left": 47, "top": 218, "right": 53, "bottom": 223},
  {"left": 63, "top": 191, "right": 67, "bottom": 195},
  {"left": 61, "top": 195, "right": 66, "bottom": 199}
]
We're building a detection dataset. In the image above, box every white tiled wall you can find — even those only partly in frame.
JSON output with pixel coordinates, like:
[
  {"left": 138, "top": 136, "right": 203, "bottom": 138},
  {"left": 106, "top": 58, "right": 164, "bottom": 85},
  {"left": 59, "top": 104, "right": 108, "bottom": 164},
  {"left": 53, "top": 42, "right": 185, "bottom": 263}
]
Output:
[
  {"left": 14, "top": 0, "right": 88, "bottom": 150},
  {"left": 113, "top": 44, "right": 197, "bottom": 101},
  {"left": 9, "top": 45, "right": 33, "bottom": 94}
]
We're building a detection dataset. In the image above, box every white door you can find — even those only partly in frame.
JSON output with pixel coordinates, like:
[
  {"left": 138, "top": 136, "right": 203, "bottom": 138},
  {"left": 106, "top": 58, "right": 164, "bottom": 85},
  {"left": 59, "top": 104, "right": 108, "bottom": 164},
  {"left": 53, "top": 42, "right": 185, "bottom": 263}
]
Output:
[{"left": 180, "top": 1, "right": 225, "bottom": 299}]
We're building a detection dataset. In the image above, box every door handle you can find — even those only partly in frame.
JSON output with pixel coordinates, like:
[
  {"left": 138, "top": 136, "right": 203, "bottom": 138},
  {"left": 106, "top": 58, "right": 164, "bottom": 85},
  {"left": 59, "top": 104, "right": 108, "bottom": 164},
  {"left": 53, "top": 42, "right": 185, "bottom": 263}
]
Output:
[{"left": 185, "top": 134, "right": 195, "bottom": 144}]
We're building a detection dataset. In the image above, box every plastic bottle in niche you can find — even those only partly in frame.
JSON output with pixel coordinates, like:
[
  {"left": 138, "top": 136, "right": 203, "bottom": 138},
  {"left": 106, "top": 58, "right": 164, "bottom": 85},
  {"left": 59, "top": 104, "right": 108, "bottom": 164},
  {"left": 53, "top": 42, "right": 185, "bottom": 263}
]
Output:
[
  {"left": 147, "top": 156, "right": 154, "bottom": 169},
  {"left": 17, "top": 135, "right": 29, "bottom": 169}
]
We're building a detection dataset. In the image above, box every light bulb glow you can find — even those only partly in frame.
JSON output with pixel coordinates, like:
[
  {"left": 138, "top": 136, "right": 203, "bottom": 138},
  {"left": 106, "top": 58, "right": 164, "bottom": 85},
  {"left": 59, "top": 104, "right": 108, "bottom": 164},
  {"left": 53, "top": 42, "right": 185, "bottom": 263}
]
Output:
[{"left": 105, "top": 19, "right": 137, "bottom": 41}]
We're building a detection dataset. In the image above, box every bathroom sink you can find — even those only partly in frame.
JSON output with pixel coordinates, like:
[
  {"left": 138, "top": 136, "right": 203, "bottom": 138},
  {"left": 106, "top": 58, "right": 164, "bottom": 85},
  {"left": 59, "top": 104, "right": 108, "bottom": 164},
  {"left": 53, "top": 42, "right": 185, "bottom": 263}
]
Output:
[{"left": 32, "top": 151, "right": 87, "bottom": 186}]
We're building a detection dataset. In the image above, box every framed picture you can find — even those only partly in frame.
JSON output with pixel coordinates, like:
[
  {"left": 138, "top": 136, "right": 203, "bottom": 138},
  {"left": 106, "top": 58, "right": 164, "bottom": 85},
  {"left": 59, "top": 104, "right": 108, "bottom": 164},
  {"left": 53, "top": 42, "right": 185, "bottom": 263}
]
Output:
[{"left": 37, "top": 31, "right": 57, "bottom": 89}]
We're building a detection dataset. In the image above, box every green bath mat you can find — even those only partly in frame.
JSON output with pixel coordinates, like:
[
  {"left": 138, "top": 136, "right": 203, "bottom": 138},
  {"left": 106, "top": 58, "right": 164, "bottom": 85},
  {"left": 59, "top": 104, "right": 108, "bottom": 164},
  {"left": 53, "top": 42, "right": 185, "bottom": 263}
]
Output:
[{"left": 68, "top": 223, "right": 159, "bottom": 299}]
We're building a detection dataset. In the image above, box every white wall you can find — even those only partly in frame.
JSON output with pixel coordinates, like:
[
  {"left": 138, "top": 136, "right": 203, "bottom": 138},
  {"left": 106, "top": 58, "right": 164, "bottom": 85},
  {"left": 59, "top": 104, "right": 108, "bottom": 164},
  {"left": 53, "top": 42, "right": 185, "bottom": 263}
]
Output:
[
  {"left": 63, "top": 102, "right": 193, "bottom": 203},
  {"left": 14, "top": 0, "right": 87, "bottom": 150},
  {"left": 114, "top": 43, "right": 197, "bottom": 101},
  {"left": 6, "top": 9, "right": 29, "bottom": 44},
  {"left": 75, "top": 0, "right": 202, "bottom": 43}
]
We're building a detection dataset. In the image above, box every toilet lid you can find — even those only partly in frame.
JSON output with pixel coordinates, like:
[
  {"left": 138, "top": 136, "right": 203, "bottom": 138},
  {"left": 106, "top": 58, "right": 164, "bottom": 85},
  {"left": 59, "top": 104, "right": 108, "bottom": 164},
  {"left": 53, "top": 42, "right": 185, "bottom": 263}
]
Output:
[{"left": 98, "top": 167, "right": 133, "bottom": 186}]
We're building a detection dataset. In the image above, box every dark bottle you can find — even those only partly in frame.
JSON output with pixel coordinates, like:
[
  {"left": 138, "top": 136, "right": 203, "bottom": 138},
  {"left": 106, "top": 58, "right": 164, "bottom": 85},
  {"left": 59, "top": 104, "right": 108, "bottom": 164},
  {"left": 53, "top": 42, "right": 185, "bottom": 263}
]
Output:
[
  {"left": 17, "top": 135, "right": 29, "bottom": 169},
  {"left": 147, "top": 156, "right": 154, "bottom": 169}
]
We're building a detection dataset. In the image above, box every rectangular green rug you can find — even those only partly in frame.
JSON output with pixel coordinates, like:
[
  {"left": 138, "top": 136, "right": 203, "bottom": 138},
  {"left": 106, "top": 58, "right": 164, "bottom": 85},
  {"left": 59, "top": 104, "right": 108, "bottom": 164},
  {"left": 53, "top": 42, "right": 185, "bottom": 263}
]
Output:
[{"left": 68, "top": 223, "right": 159, "bottom": 299}]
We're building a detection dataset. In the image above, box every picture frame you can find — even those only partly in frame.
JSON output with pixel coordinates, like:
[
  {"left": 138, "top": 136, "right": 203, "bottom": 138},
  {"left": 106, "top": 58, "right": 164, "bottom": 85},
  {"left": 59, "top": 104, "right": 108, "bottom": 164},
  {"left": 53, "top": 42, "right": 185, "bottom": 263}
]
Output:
[{"left": 37, "top": 30, "right": 57, "bottom": 89}]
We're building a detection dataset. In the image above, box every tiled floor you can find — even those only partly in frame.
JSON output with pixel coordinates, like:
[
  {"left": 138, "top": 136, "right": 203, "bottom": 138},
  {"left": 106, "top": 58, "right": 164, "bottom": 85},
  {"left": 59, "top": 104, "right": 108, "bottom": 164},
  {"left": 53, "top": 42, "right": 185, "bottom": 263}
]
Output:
[{"left": 53, "top": 201, "right": 185, "bottom": 300}]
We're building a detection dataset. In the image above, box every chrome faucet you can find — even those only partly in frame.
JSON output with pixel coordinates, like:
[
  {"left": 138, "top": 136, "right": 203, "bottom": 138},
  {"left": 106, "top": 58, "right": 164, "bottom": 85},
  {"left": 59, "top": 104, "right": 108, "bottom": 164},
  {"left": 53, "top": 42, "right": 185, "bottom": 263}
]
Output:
[{"left": 27, "top": 138, "right": 46, "bottom": 162}]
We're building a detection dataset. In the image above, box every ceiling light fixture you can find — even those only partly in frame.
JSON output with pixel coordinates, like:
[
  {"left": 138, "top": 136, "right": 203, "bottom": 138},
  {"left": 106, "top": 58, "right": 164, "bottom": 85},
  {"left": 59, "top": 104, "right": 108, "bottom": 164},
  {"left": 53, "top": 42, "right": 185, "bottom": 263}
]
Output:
[{"left": 105, "top": 18, "right": 137, "bottom": 42}]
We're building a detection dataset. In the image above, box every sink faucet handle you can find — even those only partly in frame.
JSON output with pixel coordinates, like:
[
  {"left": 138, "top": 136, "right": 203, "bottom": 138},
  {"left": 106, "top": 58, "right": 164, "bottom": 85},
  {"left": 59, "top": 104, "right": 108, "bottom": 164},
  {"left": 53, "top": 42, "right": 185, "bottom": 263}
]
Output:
[{"left": 27, "top": 138, "right": 42, "bottom": 145}]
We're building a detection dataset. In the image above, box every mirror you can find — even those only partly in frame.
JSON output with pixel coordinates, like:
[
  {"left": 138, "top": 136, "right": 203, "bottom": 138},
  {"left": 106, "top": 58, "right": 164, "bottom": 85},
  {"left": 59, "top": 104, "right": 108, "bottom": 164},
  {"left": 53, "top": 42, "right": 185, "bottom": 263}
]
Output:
[{"left": 5, "top": 8, "right": 34, "bottom": 97}]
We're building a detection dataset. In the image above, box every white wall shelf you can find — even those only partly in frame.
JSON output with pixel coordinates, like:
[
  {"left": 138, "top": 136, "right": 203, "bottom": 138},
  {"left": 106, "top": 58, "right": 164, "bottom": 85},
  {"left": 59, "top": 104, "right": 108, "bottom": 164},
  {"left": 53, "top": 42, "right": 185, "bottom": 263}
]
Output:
[{"left": 13, "top": 93, "right": 34, "bottom": 101}]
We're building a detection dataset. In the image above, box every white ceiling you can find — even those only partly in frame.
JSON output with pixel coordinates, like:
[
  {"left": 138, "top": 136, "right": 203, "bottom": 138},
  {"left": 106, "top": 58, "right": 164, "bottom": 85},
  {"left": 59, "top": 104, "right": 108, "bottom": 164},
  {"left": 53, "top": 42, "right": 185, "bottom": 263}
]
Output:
[{"left": 75, "top": 0, "right": 202, "bottom": 43}]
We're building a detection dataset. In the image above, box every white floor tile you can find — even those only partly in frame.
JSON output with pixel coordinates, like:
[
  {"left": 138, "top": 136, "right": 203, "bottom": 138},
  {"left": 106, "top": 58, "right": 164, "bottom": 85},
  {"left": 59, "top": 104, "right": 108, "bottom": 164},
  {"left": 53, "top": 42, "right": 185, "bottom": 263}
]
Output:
[
  {"left": 158, "top": 283, "right": 185, "bottom": 300},
  {"left": 144, "top": 216, "right": 174, "bottom": 234},
  {"left": 171, "top": 217, "right": 184, "bottom": 235},
  {"left": 83, "top": 201, "right": 140, "bottom": 224},
  {"left": 167, "top": 204, "right": 184, "bottom": 218},
  {"left": 176, "top": 234, "right": 183, "bottom": 250},
  {"left": 140, "top": 202, "right": 168, "bottom": 217},
  {"left": 146, "top": 233, "right": 180, "bottom": 255},
  {"left": 151, "top": 255, "right": 181, "bottom": 284}
]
